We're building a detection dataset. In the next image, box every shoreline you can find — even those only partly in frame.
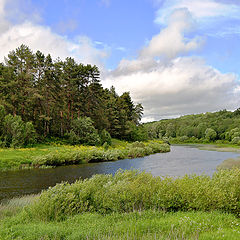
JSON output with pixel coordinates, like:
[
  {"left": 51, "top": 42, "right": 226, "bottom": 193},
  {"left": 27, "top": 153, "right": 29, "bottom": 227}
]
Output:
[
  {"left": 0, "top": 140, "right": 170, "bottom": 172},
  {"left": 171, "top": 142, "right": 240, "bottom": 153}
]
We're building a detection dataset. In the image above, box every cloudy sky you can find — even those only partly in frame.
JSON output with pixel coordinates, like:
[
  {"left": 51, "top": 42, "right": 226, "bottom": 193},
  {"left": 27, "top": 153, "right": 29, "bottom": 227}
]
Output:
[{"left": 1, "top": 0, "right": 240, "bottom": 121}]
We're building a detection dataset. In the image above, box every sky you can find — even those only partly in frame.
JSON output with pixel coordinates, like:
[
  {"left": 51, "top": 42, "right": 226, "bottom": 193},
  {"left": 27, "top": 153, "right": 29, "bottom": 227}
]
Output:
[{"left": 0, "top": 0, "right": 240, "bottom": 122}]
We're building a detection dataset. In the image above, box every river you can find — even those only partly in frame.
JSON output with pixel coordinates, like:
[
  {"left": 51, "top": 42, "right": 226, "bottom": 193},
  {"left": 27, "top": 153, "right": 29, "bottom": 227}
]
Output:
[{"left": 0, "top": 145, "right": 239, "bottom": 201}]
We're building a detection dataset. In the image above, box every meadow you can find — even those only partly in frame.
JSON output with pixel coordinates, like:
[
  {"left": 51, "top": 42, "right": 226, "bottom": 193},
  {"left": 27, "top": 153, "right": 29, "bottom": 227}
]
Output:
[
  {"left": 0, "top": 140, "right": 170, "bottom": 171},
  {"left": 0, "top": 169, "right": 240, "bottom": 239}
]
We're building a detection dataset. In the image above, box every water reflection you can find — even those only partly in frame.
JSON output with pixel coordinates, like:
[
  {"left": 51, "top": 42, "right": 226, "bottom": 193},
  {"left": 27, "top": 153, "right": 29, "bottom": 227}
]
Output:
[{"left": 0, "top": 145, "right": 239, "bottom": 201}]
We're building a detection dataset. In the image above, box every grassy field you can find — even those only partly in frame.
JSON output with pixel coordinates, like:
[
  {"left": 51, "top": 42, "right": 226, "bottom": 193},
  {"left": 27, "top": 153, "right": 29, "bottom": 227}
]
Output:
[
  {"left": 0, "top": 140, "right": 170, "bottom": 171},
  {"left": 0, "top": 209, "right": 239, "bottom": 239},
  {"left": 1, "top": 169, "right": 240, "bottom": 239}
]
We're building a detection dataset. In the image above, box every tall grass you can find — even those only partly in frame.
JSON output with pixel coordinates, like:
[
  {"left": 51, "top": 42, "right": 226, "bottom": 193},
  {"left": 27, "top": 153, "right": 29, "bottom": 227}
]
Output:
[
  {"left": 1, "top": 210, "right": 240, "bottom": 240},
  {"left": 0, "top": 140, "right": 170, "bottom": 171},
  {"left": 1, "top": 170, "right": 240, "bottom": 239},
  {"left": 0, "top": 194, "right": 39, "bottom": 219},
  {"left": 27, "top": 169, "right": 240, "bottom": 222},
  {"left": 31, "top": 141, "right": 170, "bottom": 168}
]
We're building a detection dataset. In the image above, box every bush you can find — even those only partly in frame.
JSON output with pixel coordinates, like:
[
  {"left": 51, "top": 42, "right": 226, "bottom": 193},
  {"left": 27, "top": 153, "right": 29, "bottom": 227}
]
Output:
[
  {"left": 205, "top": 128, "right": 217, "bottom": 141},
  {"left": 31, "top": 141, "right": 170, "bottom": 168},
  {"left": 1, "top": 114, "right": 37, "bottom": 148},
  {"left": 232, "top": 137, "right": 240, "bottom": 145},
  {"left": 67, "top": 117, "right": 100, "bottom": 146},
  {"left": 28, "top": 168, "right": 240, "bottom": 221},
  {"left": 100, "top": 129, "right": 112, "bottom": 146}
]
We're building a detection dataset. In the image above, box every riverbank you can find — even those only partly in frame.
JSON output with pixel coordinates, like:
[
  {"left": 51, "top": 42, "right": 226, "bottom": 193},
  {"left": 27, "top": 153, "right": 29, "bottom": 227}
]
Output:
[
  {"left": 1, "top": 169, "right": 240, "bottom": 239},
  {"left": 171, "top": 140, "right": 240, "bottom": 152},
  {"left": 0, "top": 140, "right": 170, "bottom": 171},
  {"left": 172, "top": 142, "right": 240, "bottom": 170}
]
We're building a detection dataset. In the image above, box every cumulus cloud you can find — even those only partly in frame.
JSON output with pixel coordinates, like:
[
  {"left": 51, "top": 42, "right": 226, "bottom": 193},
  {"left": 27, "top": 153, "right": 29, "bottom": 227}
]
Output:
[
  {"left": 140, "top": 9, "right": 202, "bottom": 60},
  {"left": 104, "top": 8, "right": 239, "bottom": 121},
  {"left": 105, "top": 57, "right": 239, "bottom": 122},
  {"left": 155, "top": 0, "right": 240, "bottom": 25},
  {"left": 0, "top": 0, "right": 108, "bottom": 70}
]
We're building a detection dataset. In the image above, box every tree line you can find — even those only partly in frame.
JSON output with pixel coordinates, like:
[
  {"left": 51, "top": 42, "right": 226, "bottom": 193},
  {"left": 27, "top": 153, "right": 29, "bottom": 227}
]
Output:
[
  {"left": 145, "top": 109, "right": 240, "bottom": 144},
  {"left": 0, "top": 45, "right": 146, "bottom": 147}
]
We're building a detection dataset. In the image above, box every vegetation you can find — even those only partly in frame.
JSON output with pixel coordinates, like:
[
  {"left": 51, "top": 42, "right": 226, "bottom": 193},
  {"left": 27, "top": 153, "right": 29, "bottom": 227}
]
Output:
[
  {"left": 0, "top": 45, "right": 146, "bottom": 148},
  {"left": 26, "top": 169, "right": 240, "bottom": 221},
  {"left": 217, "top": 157, "right": 240, "bottom": 170},
  {"left": 0, "top": 169, "right": 240, "bottom": 239},
  {"left": 0, "top": 140, "right": 170, "bottom": 171},
  {"left": 144, "top": 109, "right": 240, "bottom": 145}
]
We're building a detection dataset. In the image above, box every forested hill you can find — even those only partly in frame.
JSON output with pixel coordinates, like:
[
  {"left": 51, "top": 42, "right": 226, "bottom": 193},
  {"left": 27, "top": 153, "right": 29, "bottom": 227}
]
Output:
[
  {"left": 0, "top": 45, "right": 145, "bottom": 147},
  {"left": 144, "top": 109, "right": 240, "bottom": 144}
]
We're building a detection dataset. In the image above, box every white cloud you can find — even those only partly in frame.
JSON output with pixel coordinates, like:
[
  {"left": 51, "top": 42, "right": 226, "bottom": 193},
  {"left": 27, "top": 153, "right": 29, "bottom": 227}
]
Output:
[
  {"left": 140, "top": 9, "right": 202, "bottom": 60},
  {"left": 0, "top": 0, "right": 108, "bottom": 70},
  {"left": 105, "top": 57, "right": 238, "bottom": 120},
  {"left": 104, "top": 8, "right": 240, "bottom": 121},
  {"left": 0, "top": 0, "right": 10, "bottom": 32},
  {"left": 155, "top": 0, "right": 240, "bottom": 25}
]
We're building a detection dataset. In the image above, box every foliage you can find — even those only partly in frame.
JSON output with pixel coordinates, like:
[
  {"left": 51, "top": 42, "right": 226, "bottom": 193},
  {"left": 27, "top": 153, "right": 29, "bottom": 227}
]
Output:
[
  {"left": 144, "top": 109, "right": 240, "bottom": 143},
  {"left": 205, "top": 128, "right": 217, "bottom": 141},
  {"left": 0, "top": 140, "right": 169, "bottom": 171},
  {"left": 125, "top": 121, "right": 148, "bottom": 142},
  {"left": 31, "top": 141, "right": 170, "bottom": 168},
  {"left": 0, "top": 110, "right": 37, "bottom": 148},
  {"left": 0, "top": 45, "right": 144, "bottom": 141},
  {"left": 27, "top": 169, "right": 240, "bottom": 222},
  {"left": 67, "top": 117, "right": 100, "bottom": 145},
  {"left": 99, "top": 129, "right": 112, "bottom": 146}
]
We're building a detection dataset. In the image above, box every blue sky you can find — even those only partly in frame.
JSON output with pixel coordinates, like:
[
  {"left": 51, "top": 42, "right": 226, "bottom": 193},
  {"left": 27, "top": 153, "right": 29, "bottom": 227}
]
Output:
[{"left": 1, "top": 0, "right": 240, "bottom": 121}]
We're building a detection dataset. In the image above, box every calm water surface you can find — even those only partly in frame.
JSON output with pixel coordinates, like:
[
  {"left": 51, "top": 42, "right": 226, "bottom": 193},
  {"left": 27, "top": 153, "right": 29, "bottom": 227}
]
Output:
[{"left": 0, "top": 145, "right": 239, "bottom": 201}]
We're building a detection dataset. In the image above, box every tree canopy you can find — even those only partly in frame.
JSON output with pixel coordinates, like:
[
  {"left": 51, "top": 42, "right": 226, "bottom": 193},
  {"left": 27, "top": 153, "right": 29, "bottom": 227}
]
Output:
[{"left": 0, "top": 45, "right": 144, "bottom": 147}]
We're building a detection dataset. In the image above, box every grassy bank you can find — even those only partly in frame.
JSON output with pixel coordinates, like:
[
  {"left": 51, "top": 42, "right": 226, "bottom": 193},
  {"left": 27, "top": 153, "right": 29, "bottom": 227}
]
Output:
[
  {"left": 1, "top": 169, "right": 240, "bottom": 239},
  {"left": 170, "top": 141, "right": 240, "bottom": 170},
  {"left": 170, "top": 138, "right": 240, "bottom": 150},
  {"left": 1, "top": 209, "right": 239, "bottom": 239},
  {"left": 0, "top": 140, "right": 170, "bottom": 171},
  {"left": 217, "top": 157, "right": 240, "bottom": 170}
]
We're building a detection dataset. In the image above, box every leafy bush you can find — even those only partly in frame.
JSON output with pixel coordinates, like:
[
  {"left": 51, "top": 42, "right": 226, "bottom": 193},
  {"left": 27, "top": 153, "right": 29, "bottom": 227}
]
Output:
[
  {"left": 1, "top": 114, "right": 37, "bottom": 148},
  {"left": 232, "top": 137, "right": 240, "bottom": 145},
  {"left": 205, "top": 128, "right": 217, "bottom": 141},
  {"left": 100, "top": 129, "right": 112, "bottom": 146},
  {"left": 28, "top": 168, "right": 240, "bottom": 221},
  {"left": 67, "top": 117, "right": 100, "bottom": 146},
  {"left": 31, "top": 141, "right": 170, "bottom": 168}
]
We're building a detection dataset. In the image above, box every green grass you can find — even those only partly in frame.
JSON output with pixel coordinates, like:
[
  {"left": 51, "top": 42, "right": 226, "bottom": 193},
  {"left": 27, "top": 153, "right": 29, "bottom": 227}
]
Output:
[
  {"left": 0, "top": 207, "right": 239, "bottom": 239},
  {"left": 0, "top": 140, "right": 170, "bottom": 171},
  {"left": 0, "top": 194, "right": 39, "bottom": 220},
  {"left": 1, "top": 169, "right": 240, "bottom": 239},
  {"left": 24, "top": 169, "right": 240, "bottom": 222}
]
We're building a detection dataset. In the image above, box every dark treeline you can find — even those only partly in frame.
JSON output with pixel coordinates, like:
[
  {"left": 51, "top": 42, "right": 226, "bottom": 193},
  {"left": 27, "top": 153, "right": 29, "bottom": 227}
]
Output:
[
  {"left": 0, "top": 45, "right": 146, "bottom": 147},
  {"left": 145, "top": 109, "right": 240, "bottom": 144}
]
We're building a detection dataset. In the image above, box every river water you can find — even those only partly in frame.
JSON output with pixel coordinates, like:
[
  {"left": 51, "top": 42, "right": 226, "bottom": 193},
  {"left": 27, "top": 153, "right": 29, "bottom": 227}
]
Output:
[{"left": 0, "top": 145, "right": 239, "bottom": 201}]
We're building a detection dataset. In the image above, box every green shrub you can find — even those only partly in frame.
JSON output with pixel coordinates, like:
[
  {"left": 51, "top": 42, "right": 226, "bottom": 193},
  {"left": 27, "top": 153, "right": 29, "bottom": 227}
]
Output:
[
  {"left": 100, "top": 129, "right": 112, "bottom": 146},
  {"left": 28, "top": 168, "right": 240, "bottom": 221},
  {"left": 232, "top": 137, "right": 240, "bottom": 144},
  {"left": 31, "top": 141, "right": 169, "bottom": 168},
  {"left": 205, "top": 128, "right": 217, "bottom": 141},
  {"left": 67, "top": 117, "right": 100, "bottom": 146},
  {"left": 2, "top": 114, "right": 37, "bottom": 148}
]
